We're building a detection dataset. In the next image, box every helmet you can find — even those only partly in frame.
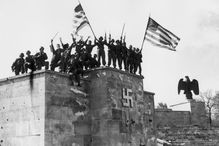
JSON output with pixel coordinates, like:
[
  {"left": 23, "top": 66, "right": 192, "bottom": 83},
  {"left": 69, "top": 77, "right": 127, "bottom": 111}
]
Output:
[
  {"left": 19, "top": 53, "right": 24, "bottom": 57},
  {"left": 26, "top": 50, "right": 31, "bottom": 55}
]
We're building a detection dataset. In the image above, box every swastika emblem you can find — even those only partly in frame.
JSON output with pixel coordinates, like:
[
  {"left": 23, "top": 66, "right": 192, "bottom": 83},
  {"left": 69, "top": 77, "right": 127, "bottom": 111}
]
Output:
[{"left": 122, "top": 88, "right": 133, "bottom": 108}]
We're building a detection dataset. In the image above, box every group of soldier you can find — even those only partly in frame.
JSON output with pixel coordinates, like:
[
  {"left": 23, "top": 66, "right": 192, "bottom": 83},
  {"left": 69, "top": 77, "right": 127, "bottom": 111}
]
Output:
[{"left": 11, "top": 33, "right": 142, "bottom": 86}]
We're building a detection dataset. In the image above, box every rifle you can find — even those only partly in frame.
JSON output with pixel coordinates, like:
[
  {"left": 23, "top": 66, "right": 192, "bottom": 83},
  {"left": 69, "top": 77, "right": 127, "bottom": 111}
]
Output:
[
  {"left": 51, "top": 32, "right": 59, "bottom": 41},
  {"left": 120, "top": 23, "right": 125, "bottom": 39}
]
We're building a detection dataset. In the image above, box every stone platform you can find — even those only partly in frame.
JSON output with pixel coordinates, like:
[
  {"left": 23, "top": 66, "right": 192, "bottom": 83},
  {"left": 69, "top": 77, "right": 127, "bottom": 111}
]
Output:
[{"left": 0, "top": 67, "right": 155, "bottom": 146}]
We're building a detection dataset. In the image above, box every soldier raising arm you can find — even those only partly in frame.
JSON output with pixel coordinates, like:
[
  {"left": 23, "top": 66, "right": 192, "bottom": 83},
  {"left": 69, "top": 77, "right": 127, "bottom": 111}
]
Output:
[{"left": 50, "top": 39, "right": 63, "bottom": 71}]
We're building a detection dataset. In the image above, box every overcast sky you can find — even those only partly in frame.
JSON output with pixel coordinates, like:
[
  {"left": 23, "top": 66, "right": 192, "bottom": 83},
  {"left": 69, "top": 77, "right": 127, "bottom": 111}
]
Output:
[{"left": 0, "top": 0, "right": 219, "bottom": 110}]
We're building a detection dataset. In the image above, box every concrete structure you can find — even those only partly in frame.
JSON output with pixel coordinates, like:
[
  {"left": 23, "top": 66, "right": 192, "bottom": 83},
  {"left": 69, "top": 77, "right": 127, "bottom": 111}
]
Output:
[
  {"left": 0, "top": 67, "right": 155, "bottom": 146},
  {"left": 154, "top": 101, "right": 219, "bottom": 145},
  {"left": 190, "top": 100, "right": 207, "bottom": 127},
  {"left": 155, "top": 100, "right": 207, "bottom": 128},
  {"left": 155, "top": 109, "right": 191, "bottom": 128}
]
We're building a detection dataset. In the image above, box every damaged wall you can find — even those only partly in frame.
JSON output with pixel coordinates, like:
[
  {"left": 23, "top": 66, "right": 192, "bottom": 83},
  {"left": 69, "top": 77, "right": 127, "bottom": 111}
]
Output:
[
  {"left": 155, "top": 100, "right": 208, "bottom": 129},
  {"left": 155, "top": 110, "right": 191, "bottom": 128},
  {"left": 86, "top": 68, "right": 155, "bottom": 146},
  {"left": 0, "top": 68, "right": 155, "bottom": 146},
  {"left": 45, "top": 71, "right": 90, "bottom": 146}
]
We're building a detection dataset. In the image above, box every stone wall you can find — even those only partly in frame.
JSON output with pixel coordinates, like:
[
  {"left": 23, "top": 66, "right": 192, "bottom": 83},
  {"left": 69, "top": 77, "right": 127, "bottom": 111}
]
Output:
[
  {"left": 0, "top": 71, "right": 45, "bottom": 146},
  {"left": 155, "top": 100, "right": 213, "bottom": 145},
  {"left": 157, "top": 126, "right": 219, "bottom": 146},
  {"left": 44, "top": 71, "right": 90, "bottom": 146},
  {"left": 0, "top": 68, "right": 155, "bottom": 146},
  {"left": 155, "top": 110, "right": 191, "bottom": 128},
  {"left": 155, "top": 100, "right": 208, "bottom": 129},
  {"left": 86, "top": 67, "right": 155, "bottom": 146}
]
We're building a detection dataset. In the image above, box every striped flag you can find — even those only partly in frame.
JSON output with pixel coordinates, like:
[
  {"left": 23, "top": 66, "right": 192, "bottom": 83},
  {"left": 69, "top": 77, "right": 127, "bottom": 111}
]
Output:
[
  {"left": 73, "top": 4, "right": 89, "bottom": 34},
  {"left": 145, "top": 17, "right": 180, "bottom": 51}
]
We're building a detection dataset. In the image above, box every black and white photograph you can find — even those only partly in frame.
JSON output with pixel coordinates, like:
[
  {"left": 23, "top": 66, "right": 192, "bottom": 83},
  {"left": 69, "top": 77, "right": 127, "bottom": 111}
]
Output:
[{"left": 0, "top": 0, "right": 219, "bottom": 145}]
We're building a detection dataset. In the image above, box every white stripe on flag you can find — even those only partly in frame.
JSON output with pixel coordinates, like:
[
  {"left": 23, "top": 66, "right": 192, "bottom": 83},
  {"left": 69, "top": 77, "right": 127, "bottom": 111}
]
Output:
[
  {"left": 73, "top": 3, "right": 88, "bottom": 34},
  {"left": 146, "top": 37, "right": 176, "bottom": 51},
  {"left": 145, "top": 17, "right": 180, "bottom": 51}
]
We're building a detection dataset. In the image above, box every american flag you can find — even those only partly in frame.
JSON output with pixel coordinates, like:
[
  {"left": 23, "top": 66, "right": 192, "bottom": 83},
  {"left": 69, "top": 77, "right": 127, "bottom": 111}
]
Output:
[
  {"left": 145, "top": 17, "right": 180, "bottom": 51},
  {"left": 73, "top": 4, "right": 89, "bottom": 34}
]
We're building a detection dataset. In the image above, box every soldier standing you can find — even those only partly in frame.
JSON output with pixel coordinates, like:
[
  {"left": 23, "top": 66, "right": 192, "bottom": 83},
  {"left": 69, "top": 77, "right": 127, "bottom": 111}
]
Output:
[
  {"left": 95, "top": 36, "right": 106, "bottom": 66},
  {"left": 129, "top": 46, "right": 136, "bottom": 73},
  {"left": 106, "top": 39, "right": 116, "bottom": 68},
  {"left": 25, "top": 50, "right": 36, "bottom": 73},
  {"left": 121, "top": 42, "right": 128, "bottom": 71},
  {"left": 35, "top": 47, "right": 49, "bottom": 70},
  {"left": 126, "top": 45, "right": 132, "bottom": 72},
  {"left": 115, "top": 40, "right": 123, "bottom": 70},
  {"left": 134, "top": 48, "right": 142, "bottom": 75},
  {"left": 11, "top": 53, "right": 25, "bottom": 75}
]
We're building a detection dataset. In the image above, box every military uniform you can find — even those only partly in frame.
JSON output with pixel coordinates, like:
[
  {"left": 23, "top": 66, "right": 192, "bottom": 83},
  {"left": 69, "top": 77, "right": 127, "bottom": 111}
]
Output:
[
  {"left": 83, "top": 41, "right": 96, "bottom": 69},
  {"left": 35, "top": 47, "right": 49, "bottom": 70},
  {"left": 128, "top": 47, "right": 136, "bottom": 73},
  {"left": 95, "top": 37, "right": 106, "bottom": 66},
  {"left": 89, "top": 54, "right": 99, "bottom": 68},
  {"left": 106, "top": 39, "right": 116, "bottom": 68},
  {"left": 25, "top": 50, "right": 36, "bottom": 73},
  {"left": 121, "top": 43, "right": 128, "bottom": 71},
  {"left": 115, "top": 40, "right": 123, "bottom": 70},
  {"left": 11, "top": 53, "right": 25, "bottom": 75},
  {"left": 60, "top": 43, "right": 74, "bottom": 73},
  {"left": 50, "top": 43, "right": 63, "bottom": 71},
  {"left": 68, "top": 56, "right": 84, "bottom": 86},
  {"left": 134, "top": 49, "right": 142, "bottom": 75}
]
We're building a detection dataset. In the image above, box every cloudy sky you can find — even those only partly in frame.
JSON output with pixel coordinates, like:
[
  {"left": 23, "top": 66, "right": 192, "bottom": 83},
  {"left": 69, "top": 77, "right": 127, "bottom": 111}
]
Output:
[{"left": 0, "top": 0, "right": 219, "bottom": 110}]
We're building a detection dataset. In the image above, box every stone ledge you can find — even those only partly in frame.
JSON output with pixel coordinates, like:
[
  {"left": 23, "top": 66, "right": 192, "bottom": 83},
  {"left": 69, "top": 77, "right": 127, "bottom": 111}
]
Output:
[
  {"left": 84, "top": 66, "right": 144, "bottom": 79},
  {"left": 0, "top": 67, "right": 144, "bottom": 86}
]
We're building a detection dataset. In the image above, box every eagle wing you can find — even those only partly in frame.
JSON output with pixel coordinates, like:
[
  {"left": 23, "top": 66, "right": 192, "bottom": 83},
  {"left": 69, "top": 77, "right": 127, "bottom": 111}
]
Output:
[
  {"left": 191, "top": 79, "right": 199, "bottom": 95},
  {"left": 178, "top": 78, "right": 186, "bottom": 94}
]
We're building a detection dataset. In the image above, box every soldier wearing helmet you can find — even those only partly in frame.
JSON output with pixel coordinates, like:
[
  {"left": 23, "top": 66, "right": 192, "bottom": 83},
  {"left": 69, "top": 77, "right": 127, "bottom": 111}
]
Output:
[
  {"left": 25, "top": 50, "right": 36, "bottom": 73},
  {"left": 11, "top": 53, "right": 25, "bottom": 75}
]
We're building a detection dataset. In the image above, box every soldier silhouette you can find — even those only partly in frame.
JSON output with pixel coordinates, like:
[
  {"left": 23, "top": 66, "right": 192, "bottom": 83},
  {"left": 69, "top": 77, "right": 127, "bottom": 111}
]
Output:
[
  {"left": 89, "top": 54, "right": 100, "bottom": 69},
  {"left": 106, "top": 38, "right": 116, "bottom": 68},
  {"left": 68, "top": 55, "right": 84, "bottom": 87},
  {"left": 50, "top": 40, "right": 63, "bottom": 71},
  {"left": 25, "top": 50, "right": 36, "bottom": 73},
  {"left": 115, "top": 40, "right": 123, "bottom": 70},
  {"left": 35, "top": 47, "right": 49, "bottom": 70},
  {"left": 11, "top": 53, "right": 25, "bottom": 75},
  {"left": 121, "top": 41, "right": 128, "bottom": 70},
  {"left": 59, "top": 36, "right": 74, "bottom": 73},
  {"left": 95, "top": 36, "right": 106, "bottom": 66},
  {"left": 134, "top": 48, "right": 142, "bottom": 75},
  {"left": 126, "top": 45, "right": 132, "bottom": 72}
]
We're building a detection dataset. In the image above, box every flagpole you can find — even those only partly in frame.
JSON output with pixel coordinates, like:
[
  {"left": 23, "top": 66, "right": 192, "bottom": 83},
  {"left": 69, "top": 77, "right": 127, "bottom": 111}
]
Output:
[
  {"left": 140, "top": 16, "right": 150, "bottom": 52},
  {"left": 78, "top": 0, "right": 97, "bottom": 39}
]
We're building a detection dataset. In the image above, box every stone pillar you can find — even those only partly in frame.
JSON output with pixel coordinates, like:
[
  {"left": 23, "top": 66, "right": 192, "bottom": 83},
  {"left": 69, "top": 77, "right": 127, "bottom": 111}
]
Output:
[
  {"left": 190, "top": 100, "right": 207, "bottom": 127},
  {"left": 86, "top": 67, "right": 152, "bottom": 146}
]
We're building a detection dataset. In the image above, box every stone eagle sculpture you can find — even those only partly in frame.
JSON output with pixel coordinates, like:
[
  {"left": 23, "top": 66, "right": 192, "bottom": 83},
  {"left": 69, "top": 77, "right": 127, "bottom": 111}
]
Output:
[{"left": 178, "top": 76, "right": 199, "bottom": 99}]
